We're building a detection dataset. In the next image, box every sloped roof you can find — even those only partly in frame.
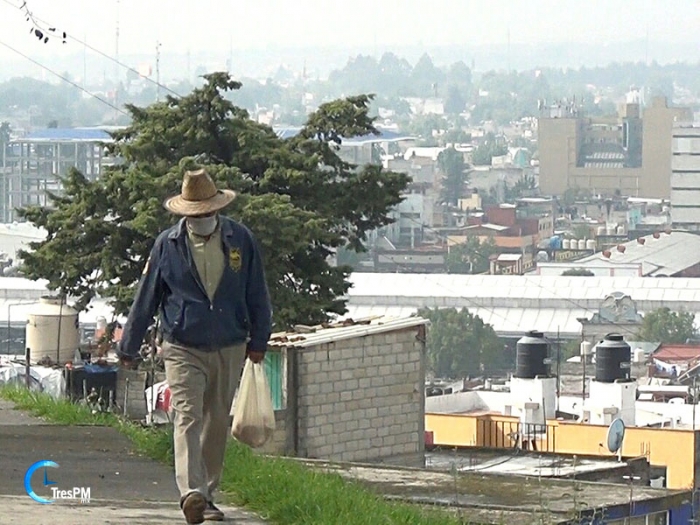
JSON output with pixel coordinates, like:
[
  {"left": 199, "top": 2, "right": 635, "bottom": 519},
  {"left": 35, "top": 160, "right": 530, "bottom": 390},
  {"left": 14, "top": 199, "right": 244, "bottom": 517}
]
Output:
[
  {"left": 574, "top": 231, "right": 700, "bottom": 276},
  {"left": 268, "top": 316, "right": 428, "bottom": 348},
  {"left": 653, "top": 344, "right": 700, "bottom": 363},
  {"left": 20, "top": 128, "right": 113, "bottom": 142},
  {"left": 272, "top": 126, "right": 414, "bottom": 145}
]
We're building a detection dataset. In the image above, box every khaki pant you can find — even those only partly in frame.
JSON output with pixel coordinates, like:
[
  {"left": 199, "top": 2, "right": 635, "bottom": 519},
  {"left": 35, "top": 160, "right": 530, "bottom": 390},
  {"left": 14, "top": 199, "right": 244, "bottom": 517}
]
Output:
[{"left": 162, "top": 340, "right": 247, "bottom": 501}]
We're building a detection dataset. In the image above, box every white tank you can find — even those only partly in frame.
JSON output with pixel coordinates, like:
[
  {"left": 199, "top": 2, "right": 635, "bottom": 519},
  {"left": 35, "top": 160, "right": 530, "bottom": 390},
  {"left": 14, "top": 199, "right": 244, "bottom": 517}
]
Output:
[
  {"left": 633, "top": 348, "right": 646, "bottom": 363},
  {"left": 597, "top": 226, "right": 605, "bottom": 236},
  {"left": 577, "top": 239, "right": 586, "bottom": 250},
  {"left": 562, "top": 239, "right": 571, "bottom": 250},
  {"left": 586, "top": 239, "right": 596, "bottom": 250},
  {"left": 26, "top": 296, "right": 80, "bottom": 364},
  {"left": 617, "top": 226, "right": 625, "bottom": 235},
  {"left": 580, "top": 341, "right": 593, "bottom": 356}
]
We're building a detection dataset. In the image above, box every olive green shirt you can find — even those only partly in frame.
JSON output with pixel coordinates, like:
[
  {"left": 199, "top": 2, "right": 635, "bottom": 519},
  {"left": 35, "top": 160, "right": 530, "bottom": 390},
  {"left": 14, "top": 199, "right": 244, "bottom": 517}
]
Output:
[{"left": 186, "top": 225, "right": 225, "bottom": 301}]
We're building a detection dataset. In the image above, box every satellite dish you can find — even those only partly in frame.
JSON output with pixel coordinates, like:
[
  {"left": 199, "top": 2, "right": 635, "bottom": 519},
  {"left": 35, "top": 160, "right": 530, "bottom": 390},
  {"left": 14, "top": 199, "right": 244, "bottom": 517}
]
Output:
[{"left": 606, "top": 418, "right": 626, "bottom": 455}]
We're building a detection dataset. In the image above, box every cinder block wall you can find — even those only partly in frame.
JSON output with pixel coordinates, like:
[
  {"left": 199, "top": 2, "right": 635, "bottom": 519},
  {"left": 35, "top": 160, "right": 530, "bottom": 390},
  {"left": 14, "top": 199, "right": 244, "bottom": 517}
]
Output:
[
  {"left": 257, "top": 410, "right": 288, "bottom": 455},
  {"left": 295, "top": 326, "right": 425, "bottom": 463}
]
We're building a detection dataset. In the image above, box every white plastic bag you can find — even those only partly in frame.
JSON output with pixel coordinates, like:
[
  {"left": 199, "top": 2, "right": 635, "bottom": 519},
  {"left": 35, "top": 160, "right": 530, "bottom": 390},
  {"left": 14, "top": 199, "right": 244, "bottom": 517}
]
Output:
[{"left": 230, "top": 360, "right": 275, "bottom": 448}]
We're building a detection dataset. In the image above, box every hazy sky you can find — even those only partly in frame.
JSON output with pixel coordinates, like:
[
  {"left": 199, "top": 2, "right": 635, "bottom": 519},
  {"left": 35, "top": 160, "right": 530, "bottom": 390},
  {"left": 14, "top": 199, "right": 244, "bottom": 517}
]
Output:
[{"left": 1, "top": 0, "right": 699, "bottom": 61}]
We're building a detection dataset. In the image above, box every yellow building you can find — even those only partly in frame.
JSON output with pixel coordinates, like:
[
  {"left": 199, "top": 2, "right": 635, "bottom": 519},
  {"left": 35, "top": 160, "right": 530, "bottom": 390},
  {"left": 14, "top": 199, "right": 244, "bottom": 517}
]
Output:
[
  {"left": 426, "top": 412, "right": 697, "bottom": 490},
  {"left": 538, "top": 97, "right": 692, "bottom": 198}
]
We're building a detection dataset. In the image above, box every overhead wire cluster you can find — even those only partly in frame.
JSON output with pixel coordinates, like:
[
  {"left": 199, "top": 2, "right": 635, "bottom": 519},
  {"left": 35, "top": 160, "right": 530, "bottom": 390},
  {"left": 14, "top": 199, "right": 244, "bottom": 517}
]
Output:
[
  {"left": 0, "top": 0, "right": 181, "bottom": 114},
  {"left": 19, "top": 0, "right": 67, "bottom": 45}
]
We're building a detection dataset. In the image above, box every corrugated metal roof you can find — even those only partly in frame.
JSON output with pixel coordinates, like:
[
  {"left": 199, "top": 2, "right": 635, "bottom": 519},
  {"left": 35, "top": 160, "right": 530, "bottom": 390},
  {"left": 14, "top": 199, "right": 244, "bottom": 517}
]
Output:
[
  {"left": 19, "top": 128, "right": 113, "bottom": 142},
  {"left": 344, "top": 305, "right": 700, "bottom": 339},
  {"left": 653, "top": 344, "right": 700, "bottom": 363},
  {"left": 272, "top": 126, "right": 414, "bottom": 145},
  {"left": 575, "top": 231, "right": 700, "bottom": 276},
  {"left": 268, "top": 316, "right": 427, "bottom": 348},
  {"left": 345, "top": 305, "right": 587, "bottom": 337},
  {"left": 347, "top": 273, "right": 700, "bottom": 302},
  {"left": 345, "top": 273, "right": 700, "bottom": 337}
]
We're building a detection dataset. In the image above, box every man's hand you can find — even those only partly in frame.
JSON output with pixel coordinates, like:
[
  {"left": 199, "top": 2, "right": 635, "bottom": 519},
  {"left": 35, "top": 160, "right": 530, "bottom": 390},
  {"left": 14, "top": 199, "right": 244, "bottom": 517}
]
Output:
[
  {"left": 247, "top": 351, "right": 265, "bottom": 364},
  {"left": 118, "top": 355, "right": 140, "bottom": 370}
]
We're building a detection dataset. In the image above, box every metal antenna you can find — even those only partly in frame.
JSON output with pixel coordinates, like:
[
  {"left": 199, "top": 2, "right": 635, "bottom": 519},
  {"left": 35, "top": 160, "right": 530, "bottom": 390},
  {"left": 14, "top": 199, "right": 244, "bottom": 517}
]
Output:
[{"left": 155, "top": 41, "right": 162, "bottom": 102}]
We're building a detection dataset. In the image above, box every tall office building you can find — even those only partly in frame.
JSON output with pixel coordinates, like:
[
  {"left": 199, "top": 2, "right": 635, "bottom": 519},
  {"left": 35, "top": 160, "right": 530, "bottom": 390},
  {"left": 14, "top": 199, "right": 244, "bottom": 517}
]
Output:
[
  {"left": 671, "top": 123, "right": 700, "bottom": 231},
  {"left": 538, "top": 97, "right": 692, "bottom": 198}
]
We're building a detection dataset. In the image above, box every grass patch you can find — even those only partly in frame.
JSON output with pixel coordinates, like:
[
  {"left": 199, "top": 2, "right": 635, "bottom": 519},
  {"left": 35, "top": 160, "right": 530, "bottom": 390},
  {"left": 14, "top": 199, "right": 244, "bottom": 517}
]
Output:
[{"left": 0, "top": 385, "right": 467, "bottom": 524}]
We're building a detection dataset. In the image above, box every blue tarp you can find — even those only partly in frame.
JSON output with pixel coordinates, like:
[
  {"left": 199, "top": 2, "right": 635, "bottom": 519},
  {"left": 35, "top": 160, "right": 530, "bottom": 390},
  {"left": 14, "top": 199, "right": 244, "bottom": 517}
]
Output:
[{"left": 23, "top": 128, "right": 112, "bottom": 141}]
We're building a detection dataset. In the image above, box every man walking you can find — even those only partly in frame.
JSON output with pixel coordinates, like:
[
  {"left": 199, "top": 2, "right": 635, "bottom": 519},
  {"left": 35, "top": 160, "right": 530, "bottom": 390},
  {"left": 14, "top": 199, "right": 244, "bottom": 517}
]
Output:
[{"left": 118, "top": 168, "right": 272, "bottom": 524}]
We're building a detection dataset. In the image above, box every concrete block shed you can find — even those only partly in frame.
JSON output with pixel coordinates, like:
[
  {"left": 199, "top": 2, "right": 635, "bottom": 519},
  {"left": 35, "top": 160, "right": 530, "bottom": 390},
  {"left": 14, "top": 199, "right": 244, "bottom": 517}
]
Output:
[{"left": 260, "top": 316, "right": 428, "bottom": 466}]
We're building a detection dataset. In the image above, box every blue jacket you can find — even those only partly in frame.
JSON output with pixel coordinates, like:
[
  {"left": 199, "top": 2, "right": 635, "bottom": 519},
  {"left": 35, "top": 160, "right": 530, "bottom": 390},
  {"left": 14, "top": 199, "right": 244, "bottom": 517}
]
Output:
[{"left": 118, "top": 217, "right": 272, "bottom": 358}]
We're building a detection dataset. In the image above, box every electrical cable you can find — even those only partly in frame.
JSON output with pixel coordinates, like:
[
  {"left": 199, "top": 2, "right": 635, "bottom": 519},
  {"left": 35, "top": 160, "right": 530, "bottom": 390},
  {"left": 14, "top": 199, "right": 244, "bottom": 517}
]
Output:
[
  {"left": 0, "top": 38, "right": 128, "bottom": 115},
  {"left": 0, "top": 0, "right": 182, "bottom": 98}
]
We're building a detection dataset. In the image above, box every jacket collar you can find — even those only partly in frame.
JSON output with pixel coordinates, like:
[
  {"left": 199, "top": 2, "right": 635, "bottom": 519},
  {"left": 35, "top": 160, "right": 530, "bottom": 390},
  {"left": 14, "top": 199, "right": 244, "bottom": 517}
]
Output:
[{"left": 167, "top": 216, "right": 237, "bottom": 243}]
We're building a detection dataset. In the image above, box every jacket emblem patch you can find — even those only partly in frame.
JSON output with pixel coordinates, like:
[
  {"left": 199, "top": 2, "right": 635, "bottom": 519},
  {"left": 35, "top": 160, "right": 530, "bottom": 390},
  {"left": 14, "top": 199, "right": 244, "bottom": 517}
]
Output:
[{"left": 229, "top": 248, "right": 242, "bottom": 272}]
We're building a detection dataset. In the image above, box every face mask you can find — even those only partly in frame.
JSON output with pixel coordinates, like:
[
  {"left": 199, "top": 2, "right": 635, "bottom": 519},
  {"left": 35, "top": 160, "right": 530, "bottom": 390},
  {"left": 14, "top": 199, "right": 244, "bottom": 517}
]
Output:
[{"left": 187, "top": 215, "right": 218, "bottom": 236}]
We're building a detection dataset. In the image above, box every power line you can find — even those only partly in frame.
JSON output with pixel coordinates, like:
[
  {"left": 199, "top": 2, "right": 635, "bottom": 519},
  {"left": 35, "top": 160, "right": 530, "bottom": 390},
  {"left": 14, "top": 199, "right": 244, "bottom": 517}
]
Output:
[
  {"left": 0, "top": 38, "right": 128, "bottom": 115},
  {"left": 0, "top": 0, "right": 182, "bottom": 98}
]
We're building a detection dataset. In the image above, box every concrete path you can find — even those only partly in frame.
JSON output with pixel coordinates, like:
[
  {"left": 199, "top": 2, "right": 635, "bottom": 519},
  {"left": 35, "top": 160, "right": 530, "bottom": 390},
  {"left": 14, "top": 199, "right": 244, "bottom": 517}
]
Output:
[{"left": 0, "top": 399, "right": 268, "bottom": 524}]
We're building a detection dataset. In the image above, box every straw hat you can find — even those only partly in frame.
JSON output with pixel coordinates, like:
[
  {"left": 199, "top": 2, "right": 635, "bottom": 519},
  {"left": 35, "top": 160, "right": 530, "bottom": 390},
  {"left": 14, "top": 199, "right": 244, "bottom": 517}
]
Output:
[{"left": 164, "top": 168, "right": 236, "bottom": 216}]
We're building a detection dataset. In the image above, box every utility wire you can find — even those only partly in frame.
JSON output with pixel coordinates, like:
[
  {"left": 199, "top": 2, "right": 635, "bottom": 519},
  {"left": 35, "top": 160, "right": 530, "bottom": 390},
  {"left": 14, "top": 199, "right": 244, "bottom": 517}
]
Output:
[
  {"left": 0, "top": 38, "right": 128, "bottom": 115},
  {"left": 0, "top": 0, "right": 182, "bottom": 98}
]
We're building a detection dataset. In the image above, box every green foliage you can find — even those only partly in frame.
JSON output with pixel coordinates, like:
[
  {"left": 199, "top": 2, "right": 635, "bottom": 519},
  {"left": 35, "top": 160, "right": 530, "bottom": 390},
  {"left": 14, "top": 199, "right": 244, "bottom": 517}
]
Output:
[
  {"left": 18, "top": 72, "right": 410, "bottom": 329},
  {"left": 438, "top": 147, "right": 469, "bottom": 205},
  {"left": 410, "top": 54, "right": 445, "bottom": 98},
  {"left": 419, "top": 307, "right": 505, "bottom": 377},
  {"left": 444, "top": 85, "right": 466, "bottom": 116},
  {"left": 406, "top": 113, "right": 449, "bottom": 141},
  {"left": 561, "top": 268, "right": 594, "bottom": 276},
  {"left": 446, "top": 237, "right": 497, "bottom": 275},
  {"left": 0, "top": 121, "right": 9, "bottom": 156},
  {"left": 503, "top": 173, "right": 536, "bottom": 202},
  {"left": 637, "top": 307, "right": 698, "bottom": 344},
  {"left": 561, "top": 187, "right": 591, "bottom": 208},
  {"left": 471, "top": 133, "right": 508, "bottom": 166},
  {"left": 0, "top": 121, "right": 9, "bottom": 143},
  {"left": 0, "top": 77, "right": 110, "bottom": 126},
  {"left": 571, "top": 224, "right": 592, "bottom": 241},
  {"left": 442, "top": 129, "right": 472, "bottom": 145}
]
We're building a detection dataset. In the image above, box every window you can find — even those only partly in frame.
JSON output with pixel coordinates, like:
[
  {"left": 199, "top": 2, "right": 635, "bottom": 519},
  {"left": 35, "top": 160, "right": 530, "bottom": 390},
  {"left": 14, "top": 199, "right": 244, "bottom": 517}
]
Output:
[{"left": 607, "top": 512, "right": 667, "bottom": 525}]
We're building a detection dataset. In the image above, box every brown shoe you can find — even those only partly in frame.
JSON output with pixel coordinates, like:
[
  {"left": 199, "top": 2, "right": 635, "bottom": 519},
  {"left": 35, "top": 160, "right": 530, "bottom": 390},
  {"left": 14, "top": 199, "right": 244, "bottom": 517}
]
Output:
[
  {"left": 182, "top": 491, "right": 207, "bottom": 524},
  {"left": 203, "top": 501, "right": 225, "bottom": 521}
]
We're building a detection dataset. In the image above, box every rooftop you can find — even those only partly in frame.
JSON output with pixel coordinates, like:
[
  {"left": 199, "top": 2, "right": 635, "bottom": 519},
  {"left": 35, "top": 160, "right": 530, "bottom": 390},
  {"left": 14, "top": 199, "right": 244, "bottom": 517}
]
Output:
[
  {"left": 272, "top": 126, "right": 414, "bottom": 145},
  {"left": 345, "top": 273, "right": 700, "bottom": 337},
  {"left": 425, "top": 449, "right": 626, "bottom": 479},
  {"left": 268, "top": 316, "right": 427, "bottom": 349},
  {"left": 302, "top": 459, "right": 688, "bottom": 524},
  {"left": 653, "top": 344, "right": 700, "bottom": 364},
  {"left": 574, "top": 231, "right": 700, "bottom": 276},
  {"left": 17, "top": 128, "right": 114, "bottom": 143},
  {"left": 464, "top": 223, "right": 509, "bottom": 232}
]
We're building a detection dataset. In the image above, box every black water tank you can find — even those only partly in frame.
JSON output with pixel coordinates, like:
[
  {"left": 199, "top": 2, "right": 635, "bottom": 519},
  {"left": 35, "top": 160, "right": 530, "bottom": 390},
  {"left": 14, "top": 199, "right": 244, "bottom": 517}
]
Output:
[
  {"left": 595, "top": 333, "right": 631, "bottom": 383},
  {"left": 515, "top": 330, "right": 549, "bottom": 378}
]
